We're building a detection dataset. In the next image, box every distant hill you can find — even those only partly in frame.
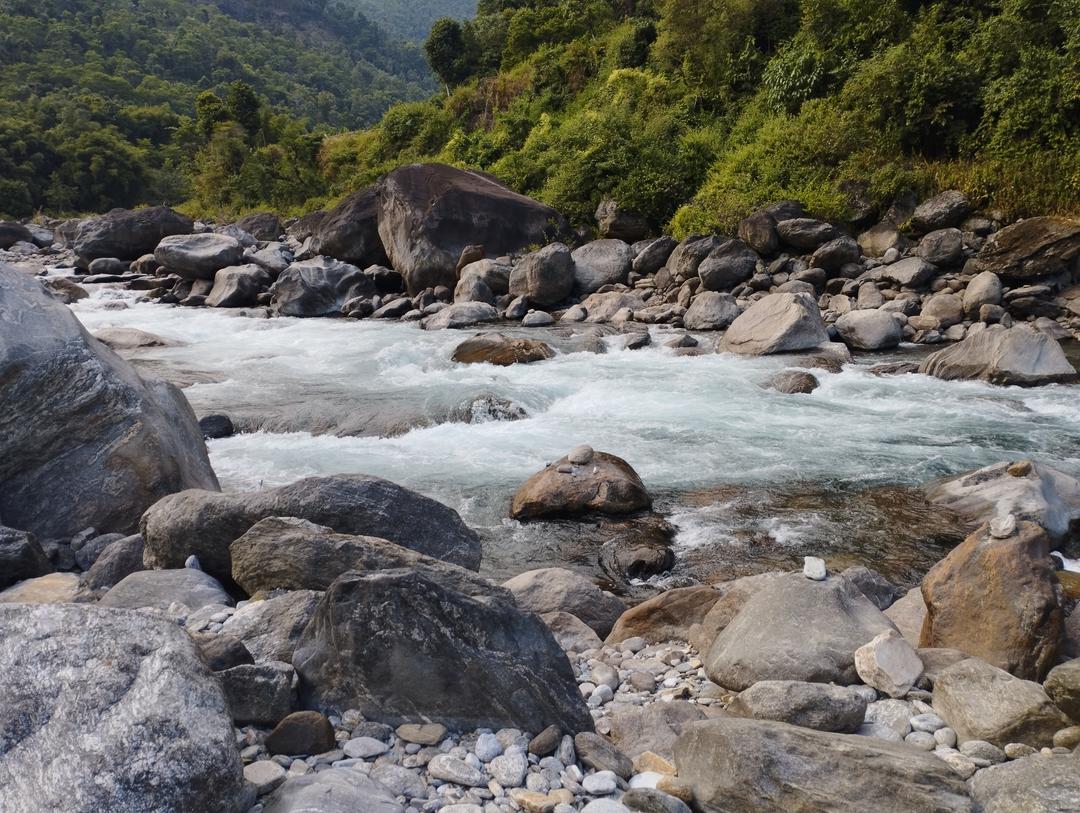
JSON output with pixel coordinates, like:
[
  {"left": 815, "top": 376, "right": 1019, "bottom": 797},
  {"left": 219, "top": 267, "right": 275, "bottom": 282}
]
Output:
[{"left": 347, "top": 0, "right": 478, "bottom": 42}]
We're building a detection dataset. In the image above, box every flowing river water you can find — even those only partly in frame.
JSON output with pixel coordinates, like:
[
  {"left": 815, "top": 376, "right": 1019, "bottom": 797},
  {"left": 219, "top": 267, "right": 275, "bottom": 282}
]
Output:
[{"left": 72, "top": 288, "right": 1080, "bottom": 590}]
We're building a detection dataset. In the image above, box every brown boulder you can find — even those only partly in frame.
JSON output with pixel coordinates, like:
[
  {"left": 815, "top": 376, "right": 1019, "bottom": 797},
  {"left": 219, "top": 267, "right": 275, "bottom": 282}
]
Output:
[
  {"left": 452, "top": 332, "right": 555, "bottom": 366},
  {"left": 969, "top": 216, "right": 1080, "bottom": 281},
  {"left": 606, "top": 586, "right": 720, "bottom": 645},
  {"left": 920, "top": 521, "right": 1063, "bottom": 680},
  {"left": 510, "top": 448, "right": 651, "bottom": 520}
]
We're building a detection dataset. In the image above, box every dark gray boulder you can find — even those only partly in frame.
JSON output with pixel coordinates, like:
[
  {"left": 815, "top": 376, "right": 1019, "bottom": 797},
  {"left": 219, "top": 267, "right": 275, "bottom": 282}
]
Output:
[
  {"left": 595, "top": 200, "right": 649, "bottom": 243},
  {"left": 703, "top": 573, "right": 896, "bottom": 690},
  {"left": 80, "top": 534, "right": 145, "bottom": 591},
  {"left": 0, "top": 263, "right": 219, "bottom": 538},
  {"left": 141, "top": 474, "right": 483, "bottom": 583},
  {"left": 377, "top": 164, "right": 569, "bottom": 295},
  {"left": 271, "top": 257, "right": 375, "bottom": 317},
  {"left": 99, "top": 568, "right": 233, "bottom": 612},
  {"left": 154, "top": 233, "right": 244, "bottom": 280},
  {"left": 293, "top": 569, "right": 593, "bottom": 733},
  {"left": 683, "top": 291, "right": 740, "bottom": 330},
  {"left": 697, "top": 239, "right": 758, "bottom": 291},
  {"left": 911, "top": 191, "right": 971, "bottom": 232},
  {"left": 0, "top": 525, "right": 53, "bottom": 589},
  {"left": 236, "top": 212, "right": 283, "bottom": 241},
  {"left": 632, "top": 236, "right": 678, "bottom": 275},
  {"left": 673, "top": 717, "right": 972, "bottom": 813},
  {"left": 301, "top": 188, "right": 390, "bottom": 269},
  {"left": 571, "top": 239, "right": 634, "bottom": 294},
  {"left": 776, "top": 218, "right": 841, "bottom": 250},
  {"left": 667, "top": 235, "right": 724, "bottom": 279},
  {"left": 509, "top": 243, "right": 575, "bottom": 306},
  {"left": 221, "top": 590, "right": 323, "bottom": 664},
  {"left": 0, "top": 221, "right": 33, "bottom": 249},
  {"left": 229, "top": 516, "right": 501, "bottom": 598},
  {"left": 206, "top": 264, "right": 271, "bottom": 308},
  {"left": 0, "top": 603, "right": 244, "bottom": 813},
  {"left": 219, "top": 661, "right": 294, "bottom": 726},
  {"left": 73, "top": 206, "right": 193, "bottom": 263}
]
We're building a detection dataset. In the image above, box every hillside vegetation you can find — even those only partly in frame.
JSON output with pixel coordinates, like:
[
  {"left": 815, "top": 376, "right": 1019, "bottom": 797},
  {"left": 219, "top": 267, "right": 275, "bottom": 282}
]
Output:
[
  {"left": 318, "top": 0, "right": 1080, "bottom": 236},
  {"left": 349, "top": 0, "right": 478, "bottom": 42},
  {"left": 0, "top": 0, "right": 433, "bottom": 217}
]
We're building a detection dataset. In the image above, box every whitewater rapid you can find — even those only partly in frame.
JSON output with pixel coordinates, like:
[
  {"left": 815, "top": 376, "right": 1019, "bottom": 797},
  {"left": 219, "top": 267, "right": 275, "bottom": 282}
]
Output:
[{"left": 72, "top": 289, "right": 1080, "bottom": 584}]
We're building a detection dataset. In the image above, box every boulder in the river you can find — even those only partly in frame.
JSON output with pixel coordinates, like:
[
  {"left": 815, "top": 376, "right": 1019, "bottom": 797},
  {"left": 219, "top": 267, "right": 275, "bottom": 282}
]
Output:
[
  {"left": 724, "top": 680, "right": 868, "bottom": 733},
  {"left": 421, "top": 301, "right": 499, "bottom": 330},
  {"left": 377, "top": 164, "right": 568, "bottom": 295},
  {"left": 683, "top": 291, "right": 739, "bottom": 331},
  {"left": 293, "top": 569, "right": 593, "bottom": 733},
  {"left": 673, "top": 717, "right": 972, "bottom": 813},
  {"left": 764, "top": 370, "right": 819, "bottom": 394},
  {"left": 834, "top": 309, "right": 902, "bottom": 351},
  {"left": 918, "top": 325, "right": 1077, "bottom": 386},
  {"left": 0, "top": 525, "right": 53, "bottom": 590},
  {"left": 271, "top": 257, "right": 376, "bottom": 317},
  {"left": 925, "top": 459, "right": 1080, "bottom": 542},
  {"left": 91, "top": 327, "right": 182, "bottom": 350},
  {"left": 919, "top": 521, "right": 1063, "bottom": 680},
  {"left": 74, "top": 206, "right": 193, "bottom": 263},
  {"left": 510, "top": 448, "right": 652, "bottom": 520},
  {"left": 932, "top": 657, "right": 1069, "bottom": 747},
  {"left": 100, "top": 568, "right": 233, "bottom": 613},
  {"left": 571, "top": 239, "right": 634, "bottom": 294},
  {"left": 230, "top": 516, "right": 499, "bottom": 599},
  {"left": 968, "top": 216, "right": 1080, "bottom": 281},
  {"left": 451, "top": 332, "right": 555, "bottom": 366},
  {"left": 703, "top": 572, "right": 896, "bottom": 690},
  {"left": 502, "top": 567, "right": 625, "bottom": 637},
  {"left": 206, "top": 263, "right": 271, "bottom": 308},
  {"left": 300, "top": 188, "right": 390, "bottom": 268},
  {"left": 509, "top": 243, "right": 576, "bottom": 306},
  {"left": 0, "top": 603, "right": 244, "bottom": 812},
  {"left": 154, "top": 233, "right": 245, "bottom": 280},
  {"left": 141, "top": 474, "right": 482, "bottom": 583},
  {"left": 718, "top": 292, "right": 829, "bottom": 355},
  {"left": 0, "top": 263, "right": 218, "bottom": 539}
]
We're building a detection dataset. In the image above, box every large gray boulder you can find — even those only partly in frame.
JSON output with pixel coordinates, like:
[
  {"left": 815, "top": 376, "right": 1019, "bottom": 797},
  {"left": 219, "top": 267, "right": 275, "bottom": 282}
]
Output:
[
  {"left": 968, "top": 216, "right": 1080, "bottom": 281},
  {"left": 293, "top": 569, "right": 594, "bottom": 733},
  {"left": 703, "top": 573, "right": 896, "bottom": 690},
  {"left": 0, "top": 525, "right": 53, "bottom": 589},
  {"left": 970, "top": 755, "right": 1080, "bottom": 813},
  {"left": 835, "top": 309, "right": 902, "bottom": 351},
  {"left": 874, "top": 257, "right": 938, "bottom": 288},
  {"left": 718, "top": 293, "right": 829, "bottom": 355},
  {"left": 911, "top": 191, "right": 971, "bottom": 232},
  {"left": 206, "top": 264, "right": 271, "bottom": 308},
  {"left": 73, "top": 206, "right": 193, "bottom": 263},
  {"left": 0, "top": 603, "right": 244, "bottom": 813},
  {"left": 230, "top": 516, "right": 499, "bottom": 599},
  {"left": 724, "top": 680, "right": 868, "bottom": 733},
  {"left": 262, "top": 768, "right": 404, "bottom": 813},
  {"left": 99, "top": 568, "right": 233, "bottom": 613},
  {"left": 421, "top": 301, "right": 499, "bottom": 330},
  {"left": 0, "top": 263, "right": 219, "bottom": 538},
  {"left": 673, "top": 717, "right": 972, "bottom": 813},
  {"left": 697, "top": 239, "right": 759, "bottom": 291},
  {"left": 502, "top": 567, "right": 625, "bottom": 637},
  {"left": 221, "top": 590, "right": 323, "bottom": 664},
  {"left": 926, "top": 460, "right": 1080, "bottom": 543},
  {"left": 571, "top": 239, "right": 634, "bottom": 294},
  {"left": 141, "top": 475, "right": 482, "bottom": 583},
  {"left": 664, "top": 235, "right": 725, "bottom": 279},
  {"left": 932, "top": 658, "right": 1070, "bottom": 747},
  {"left": 300, "top": 188, "right": 390, "bottom": 269},
  {"left": 919, "top": 325, "right": 1077, "bottom": 386},
  {"left": 683, "top": 291, "right": 739, "bottom": 331},
  {"left": 154, "top": 233, "right": 244, "bottom": 280},
  {"left": 509, "top": 243, "right": 575, "bottom": 306},
  {"left": 632, "top": 236, "right": 677, "bottom": 275},
  {"left": 377, "top": 164, "right": 568, "bottom": 295},
  {"left": 271, "top": 257, "right": 375, "bottom": 317}
]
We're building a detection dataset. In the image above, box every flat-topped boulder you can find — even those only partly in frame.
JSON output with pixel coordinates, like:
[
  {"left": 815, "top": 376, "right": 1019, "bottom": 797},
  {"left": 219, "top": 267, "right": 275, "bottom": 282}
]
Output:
[
  {"left": 100, "top": 568, "right": 233, "bottom": 613},
  {"left": 0, "top": 603, "right": 243, "bottom": 812},
  {"left": 73, "top": 206, "right": 193, "bottom": 263},
  {"left": 206, "top": 263, "right": 271, "bottom": 308},
  {"left": 141, "top": 474, "right": 482, "bottom": 583},
  {"left": 377, "top": 163, "right": 569, "bottom": 295},
  {"left": 970, "top": 755, "right": 1080, "bottom": 813},
  {"left": 154, "top": 233, "right": 244, "bottom": 280},
  {"left": 510, "top": 447, "right": 651, "bottom": 519},
  {"left": 835, "top": 309, "right": 902, "bottom": 350},
  {"left": 683, "top": 291, "right": 739, "bottom": 331},
  {"left": 0, "top": 263, "right": 218, "bottom": 538},
  {"left": 293, "top": 569, "right": 593, "bottom": 733},
  {"left": 919, "top": 325, "right": 1077, "bottom": 386},
  {"left": 968, "top": 216, "right": 1080, "bottom": 280},
  {"left": 725, "top": 680, "right": 868, "bottom": 733},
  {"left": 718, "top": 293, "right": 829, "bottom": 355}
]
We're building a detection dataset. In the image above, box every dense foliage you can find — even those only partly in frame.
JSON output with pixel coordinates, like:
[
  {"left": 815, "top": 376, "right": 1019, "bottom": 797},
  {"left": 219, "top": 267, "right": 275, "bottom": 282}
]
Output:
[
  {"left": 0, "top": 0, "right": 434, "bottom": 217},
  {"left": 351, "top": 0, "right": 477, "bottom": 43},
  {"left": 326, "top": 0, "right": 1080, "bottom": 235}
]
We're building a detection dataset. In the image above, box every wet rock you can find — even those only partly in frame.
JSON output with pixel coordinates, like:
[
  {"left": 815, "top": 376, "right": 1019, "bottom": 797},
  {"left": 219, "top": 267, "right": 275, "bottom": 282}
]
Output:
[
  {"left": 206, "top": 263, "right": 271, "bottom": 307},
  {"left": 932, "top": 657, "right": 1070, "bottom": 747},
  {"left": 764, "top": 370, "right": 819, "bottom": 394},
  {"left": 503, "top": 567, "right": 625, "bottom": 637},
  {"left": 141, "top": 474, "right": 482, "bottom": 582},
  {"left": 261, "top": 768, "right": 403, "bottom": 813},
  {"left": 378, "top": 164, "right": 568, "bottom": 295},
  {"left": 154, "top": 233, "right": 244, "bottom": 280},
  {"left": 719, "top": 292, "right": 829, "bottom": 356},
  {"left": 674, "top": 717, "right": 972, "bottom": 813},
  {"left": 606, "top": 586, "right": 720, "bottom": 645},
  {"left": 44, "top": 276, "right": 89, "bottom": 303},
  {"left": 835, "top": 309, "right": 902, "bottom": 350},
  {"left": 572, "top": 239, "right": 634, "bottom": 294},
  {"left": 293, "top": 569, "right": 593, "bottom": 733},
  {"left": 510, "top": 450, "right": 651, "bottom": 519},
  {"left": 725, "top": 680, "right": 868, "bottom": 733},
  {"left": 271, "top": 257, "right": 375, "bottom": 317},
  {"left": 968, "top": 216, "right": 1080, "bottom": 281},
  {"left": 683, "top": 291, "right": 739, "bottom": 330},
  {"left": 452, "top": 332, "right": 555, "bottom": 366},
  {"left": 100, "top": 568, "right": 232, "bottom": 613},
  {"left": 300, "top": 187, "right": 389, "bottom": 269},
  {"left": 703, "top": 573, "right": 896, "bottom": 690},
  {"left": 919, "top": 325, "right": 1076, "bottom": 386},
  {"left": 92, "top": 327, "right": 181, "bottom": 350},
  {"left": 421, "top": 301, "right": 499, "bottom": 330},
  {"left": 199, "top": 414, "right": 234, "bottom": 439},
  {"left": 0, "top": 264, "right": 218, "bottom": 539},
  {"left": 919, "top": 521, "right": 1063, "bottom": 680},
  {"left": 0, "top": 526, "right": 53, "bottom": 590},
  {"left": 0, "top": 603, "right": 243, "bottom": 812},
  {"left": 74, "top": 206, "right": 193, "bottom": 263}
]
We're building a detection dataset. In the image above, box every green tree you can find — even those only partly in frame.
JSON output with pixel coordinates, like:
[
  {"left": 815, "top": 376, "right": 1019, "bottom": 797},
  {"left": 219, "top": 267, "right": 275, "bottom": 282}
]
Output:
[
  {"left": 425, "top": 18, "right": 468, "bottom": 93},
  {"left": 226, "top": 81, "right": 262, "bottom": 139}
]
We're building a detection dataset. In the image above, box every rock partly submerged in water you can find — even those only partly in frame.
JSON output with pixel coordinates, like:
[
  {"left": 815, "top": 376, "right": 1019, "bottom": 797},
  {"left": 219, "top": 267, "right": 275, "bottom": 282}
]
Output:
[
  {"left": 451, "top": 332, "right": 555, "bottom": 366},
  {"left": 718, "top": 292, "right": 830, "bottom": 356},
  {"left": 510, "top": 447, "right": 652, "bottom": 520},
  {"left": 918, "top": 325, "right": 1077, "bottom": 386}
]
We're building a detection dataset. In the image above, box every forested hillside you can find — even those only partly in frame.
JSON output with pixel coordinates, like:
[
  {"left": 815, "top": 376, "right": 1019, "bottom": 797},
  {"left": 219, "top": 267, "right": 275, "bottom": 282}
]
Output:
[
  {"left": 0, "top": 0, "right": 434, "bottom": 216},
  {"left": 318, "top": 0, "right": 1079, "bottom": 235},
  {"left": 349, "top": 0, "right": 477, "bottom": 43}
]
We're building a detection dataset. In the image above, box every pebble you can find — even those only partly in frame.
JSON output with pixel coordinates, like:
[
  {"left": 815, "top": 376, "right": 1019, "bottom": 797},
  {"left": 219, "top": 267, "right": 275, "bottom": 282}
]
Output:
[
  {"left": 1053, "top": 726, "right": 1080, "bottom": 749},
  {"left": 935, "top": 749, "right": 977, "bottom": 779},
  {"left": 581, "top": 800, "right": 631, "bottom": 813},
  {"left": 489, "top": 752, "right": 528, "bottom": 788},
  {"left": 589, "top": 685, "right": 614, "bottom": 707},
  {"left": 568, "top": 445, "right": 594, "bottom": 465},
  {"left": 529, "top": 726, "right": 561, "bottom": 757},
  {"left": 243, "top": 760, "right": 286, "bottom": 795},
  {"left": 474, "top": 732, "right": 503, "bottom": 762},
  {"left": 933, "top": 727, "right": 957, "bottom": 748},
  {"left": 909, "top": 713, "right": 946, "bottom": 733},
  {"left": 803, "top": 556, "right": 827, "bottom": 580},
  {"left": 582, "top": 770, "right": 618, "bottom": 794},
  {"left": 343, "top": 736, "right": 389, "bottom": 759},
  {"left": 989, "top": 513, "right": 1017, "bottom": 538},
  {"left": 1004, "top": 742, "right": 1038, "bottom": 759},
  {"left": 620, "top": 637, "right": 646, "bottom": 653},
  {"left": 904, "top": 731, "right": 936, "bottom": 751},
  {"left": 397, "top": 723, "right": 447, "bottom": 746}
]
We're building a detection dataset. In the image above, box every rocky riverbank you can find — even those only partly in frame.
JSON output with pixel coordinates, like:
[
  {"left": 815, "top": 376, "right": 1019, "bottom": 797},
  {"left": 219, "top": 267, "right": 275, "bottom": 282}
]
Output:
[{"left": 2, "top": 171, "right": 1080, "bottom": 812}]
